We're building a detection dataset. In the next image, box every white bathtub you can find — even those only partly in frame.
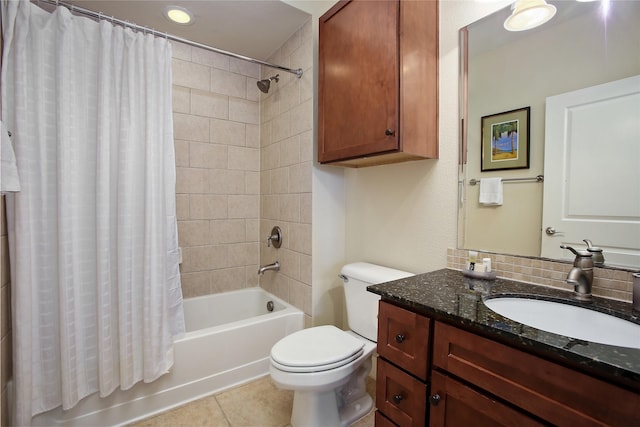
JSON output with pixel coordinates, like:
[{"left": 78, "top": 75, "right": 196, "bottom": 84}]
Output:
[{"left": 31, "top": 287, "right": 304, "bottom": 426}]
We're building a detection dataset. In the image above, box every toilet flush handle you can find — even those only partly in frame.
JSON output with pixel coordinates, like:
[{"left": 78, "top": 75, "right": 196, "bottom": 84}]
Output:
[{"left": 338, "top": 274, "right": 348, "bottom": 283}]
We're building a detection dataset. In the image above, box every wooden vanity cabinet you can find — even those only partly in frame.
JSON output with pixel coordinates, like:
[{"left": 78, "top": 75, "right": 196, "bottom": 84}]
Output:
[
  {"left": 375, "top": 301, "right": 640, "bottom": 426},
  {"left": 318, "top": 0, "right": 438, "bottom": 167}
]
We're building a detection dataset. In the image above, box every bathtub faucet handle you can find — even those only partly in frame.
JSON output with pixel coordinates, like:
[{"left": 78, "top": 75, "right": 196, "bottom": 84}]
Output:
[{"left": 267, "top": 226, "right": 282, "bottom": 248}]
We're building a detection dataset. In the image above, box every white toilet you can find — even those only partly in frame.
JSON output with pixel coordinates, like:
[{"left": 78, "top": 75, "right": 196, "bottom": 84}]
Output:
[{"left": 269, "top": 262, "right": 413, "bottom": 427}]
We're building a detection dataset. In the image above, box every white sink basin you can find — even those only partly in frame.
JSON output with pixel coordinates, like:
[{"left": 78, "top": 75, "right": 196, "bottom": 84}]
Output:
[{"left": 484, "top": 297, "right": 640, "bottom": 349}]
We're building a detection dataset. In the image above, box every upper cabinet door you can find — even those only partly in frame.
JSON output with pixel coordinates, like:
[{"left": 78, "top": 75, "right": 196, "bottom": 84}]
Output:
[
  {"left": 319, "top": 0, "right": 400, "bottom": 164},
  {"left": 318, "top": 0, "right": 439, "bottom": 167}
]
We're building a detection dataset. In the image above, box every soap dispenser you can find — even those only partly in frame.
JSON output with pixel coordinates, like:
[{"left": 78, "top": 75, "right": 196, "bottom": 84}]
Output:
[{"left": 583, "top": 239, "right": 605, "bottom": 266}]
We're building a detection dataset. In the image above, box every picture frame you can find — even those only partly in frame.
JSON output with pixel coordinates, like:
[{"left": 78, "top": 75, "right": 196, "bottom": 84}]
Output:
[{"left": 481, "top": 107, "right": 530, "bottom": 171}]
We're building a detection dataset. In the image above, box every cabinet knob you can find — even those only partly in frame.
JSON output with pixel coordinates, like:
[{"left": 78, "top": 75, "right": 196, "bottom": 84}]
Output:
[
  {"left": 392, "top": 393, "right": 404, "bottom": 404},
  {"left": 430, "top": 394, "right": 441, "bottom": 406},
  {"left": 394, "top": 334, "right": 405, "bottom": 343},
  {"left": 385, "top": 128, "right": 395, "bottom": 136}
]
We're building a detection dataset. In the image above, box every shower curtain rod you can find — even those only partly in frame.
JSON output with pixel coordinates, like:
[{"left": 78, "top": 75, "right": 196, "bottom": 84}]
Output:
[{"left": 37, "top": 0, "right": 304, "bottom": 78}]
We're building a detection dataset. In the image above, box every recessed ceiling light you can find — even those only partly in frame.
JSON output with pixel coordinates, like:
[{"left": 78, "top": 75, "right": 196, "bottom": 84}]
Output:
[{"left": 164, "top": 6, "right": 194, "bottom": 25}]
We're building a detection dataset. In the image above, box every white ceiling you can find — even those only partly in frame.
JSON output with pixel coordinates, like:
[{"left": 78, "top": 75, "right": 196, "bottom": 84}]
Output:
[{"left": 65, "top": 1, "right": 311, "bottom": 60}]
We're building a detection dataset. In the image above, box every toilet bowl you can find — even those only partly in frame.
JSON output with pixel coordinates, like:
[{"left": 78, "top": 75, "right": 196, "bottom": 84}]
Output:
[{"left": 269, "top": 262, "right": 413, "bottom": 427}]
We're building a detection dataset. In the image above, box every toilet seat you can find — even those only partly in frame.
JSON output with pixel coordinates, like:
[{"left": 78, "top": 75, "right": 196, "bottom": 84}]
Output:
[{"left": 270, "top": 325, "right": 365, "bottom": 373}]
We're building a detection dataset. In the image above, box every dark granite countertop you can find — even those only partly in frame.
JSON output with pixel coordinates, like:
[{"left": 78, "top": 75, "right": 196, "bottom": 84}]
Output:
[{"left": 367, "top": 268, "right": 640, "bottom": 392}]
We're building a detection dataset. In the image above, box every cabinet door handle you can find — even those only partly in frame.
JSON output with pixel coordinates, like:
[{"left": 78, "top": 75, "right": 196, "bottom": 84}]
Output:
[
  {"left": 385, "top": 128, "right": 395, "bottom": 136},
  {"left": 392, "top": 393, "right": 404, "bottom": 404},
  {"left": 430, "top": 394, "right": 441, "bottom": 406},
  {"left": 394, "top": 334, "right": 405, "bottom": 343}
]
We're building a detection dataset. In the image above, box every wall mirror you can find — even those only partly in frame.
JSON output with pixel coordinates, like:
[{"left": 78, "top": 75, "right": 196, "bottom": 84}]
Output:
[{"left": 458, "top": 0, "right": 640, "bottom": 268}]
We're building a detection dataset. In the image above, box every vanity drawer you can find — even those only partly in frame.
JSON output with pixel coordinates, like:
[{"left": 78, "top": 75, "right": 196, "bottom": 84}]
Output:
[
  {"left": 376, "top": 357, "right": 427, "bottom": 427},
  {"left": 433, "top": 321, "right": 640, "bottom": 426},
  {"left": 377, "top": 301, "right": 431, "bottom": 380}
]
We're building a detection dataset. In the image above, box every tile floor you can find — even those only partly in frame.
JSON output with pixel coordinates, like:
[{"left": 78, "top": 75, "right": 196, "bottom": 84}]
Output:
[{"left": 129, "top": 375, "right": 376, "bottom": 427}]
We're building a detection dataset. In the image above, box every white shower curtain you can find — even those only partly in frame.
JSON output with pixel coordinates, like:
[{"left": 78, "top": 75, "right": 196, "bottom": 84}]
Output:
[{"left": 1, "top": 1, "right": 185, "bottom": 424}]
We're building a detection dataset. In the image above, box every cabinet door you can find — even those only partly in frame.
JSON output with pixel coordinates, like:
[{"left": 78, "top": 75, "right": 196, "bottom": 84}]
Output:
[
  {"left": 429, "top": 371, "right": 545, "bottom": 427},
  {"left": 318, "top": 0, "right": 400, "bottom": 163},
  {"left": 433, "top": 322, "right": 640, "bottom": 426},
  {"left": 377, "top": 358, "right": 427, "bottom": 427},
  {"left": 377, "top": 301, "right": 430, "bottom": 380}
]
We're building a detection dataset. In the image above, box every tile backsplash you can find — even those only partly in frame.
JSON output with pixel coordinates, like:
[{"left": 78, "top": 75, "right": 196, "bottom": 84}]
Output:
[{"left": 447, "top": 248, "right": 635, "bottom": 302}]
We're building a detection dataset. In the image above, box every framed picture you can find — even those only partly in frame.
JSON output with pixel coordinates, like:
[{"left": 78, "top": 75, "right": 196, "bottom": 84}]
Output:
[{"left": 481, "top": 107, "right": 530, "bottom": 171}]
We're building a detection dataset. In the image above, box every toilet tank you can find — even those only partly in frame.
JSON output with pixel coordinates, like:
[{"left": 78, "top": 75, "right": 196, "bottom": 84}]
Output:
[{"left": 341, "top": 262, "right": 413, "bottom": 342}]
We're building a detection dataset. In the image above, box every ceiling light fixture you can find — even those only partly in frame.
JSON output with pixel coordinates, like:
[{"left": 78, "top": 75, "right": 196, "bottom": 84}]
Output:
[
  {"left": 504, "top": 0, "right": 557, "bottom": 32},
  {"left": 164, "top": 6, "right": 194, "bottom": 25}
]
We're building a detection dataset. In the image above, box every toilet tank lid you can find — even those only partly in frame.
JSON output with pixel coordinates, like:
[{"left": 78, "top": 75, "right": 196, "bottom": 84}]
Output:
[{"left": 341, "top": 262, "right": 413, "bottom": 285}]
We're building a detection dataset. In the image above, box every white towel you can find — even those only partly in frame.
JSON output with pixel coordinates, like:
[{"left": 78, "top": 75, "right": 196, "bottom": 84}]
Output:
[
  {"left": 479, "top": 177, "right": 503, "bottom": 205},
  {"left": 1, "top": 120, "right": 21, "bottom": 193}
]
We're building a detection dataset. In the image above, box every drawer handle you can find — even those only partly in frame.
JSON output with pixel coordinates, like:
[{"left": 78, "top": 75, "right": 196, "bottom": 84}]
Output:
[
  {"left": 430, "top": 394, "right": 441, "bottom": 406},
  {"left": 392, "top": 393, "right": 404, "bottom": 404},
  {"left": 394, "top": 334, "right": 405, "bottom": 344},
  {"left": 385, "top": 128, "right": 395, "bottom": 136}
]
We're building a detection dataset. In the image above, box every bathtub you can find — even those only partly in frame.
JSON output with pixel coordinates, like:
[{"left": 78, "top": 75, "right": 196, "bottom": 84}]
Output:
[{"left": 31, "top": 287, "right": 304, "bottom": 426}]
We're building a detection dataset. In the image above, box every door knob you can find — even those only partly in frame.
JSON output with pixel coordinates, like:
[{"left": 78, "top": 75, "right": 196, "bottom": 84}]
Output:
[{"left": 545, "top": 226, "right": 563, "bottom": 236}]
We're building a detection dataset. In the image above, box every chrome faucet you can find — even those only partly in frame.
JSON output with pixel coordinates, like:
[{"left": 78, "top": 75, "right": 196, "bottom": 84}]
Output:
[
  {"left": 258, "top": 261, "right": 280, "bottom": 275},
  {"left": 561, "top": 245, "right": 594, "bottom": 301}
]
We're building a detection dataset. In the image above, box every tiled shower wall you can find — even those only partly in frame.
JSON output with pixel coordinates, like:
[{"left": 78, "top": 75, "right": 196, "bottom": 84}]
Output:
[
  {"left": 171, "top": 42, "right": 262, "bottom": 297},
  {"left": 258, "top": 20, "right": 314, "bottom": 325}
]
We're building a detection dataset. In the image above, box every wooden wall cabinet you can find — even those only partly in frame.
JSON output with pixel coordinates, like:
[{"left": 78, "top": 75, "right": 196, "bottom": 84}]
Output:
[
  {"left": 375, "top": 301, "right": 640, "bottom": 426},
  {"left": 318, "top": 0, "right": 438, "bottom": 167}
]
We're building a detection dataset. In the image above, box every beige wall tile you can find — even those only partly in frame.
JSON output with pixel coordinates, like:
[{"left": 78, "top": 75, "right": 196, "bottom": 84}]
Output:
[
  {"left": 175, "top": 194, "right": 190, "bottom": 220},
  {"left": 300, "top": 193, "right": 311, "bottom": 224},
  {"left": 192, "top": 49, "right": 229, "bottom": 70},
  {"left": 189, "top": 195, "right": 228, "bottom": 220},
  {"left": 171, "top": 42, "right": 192, "bottom": 61},
  {"left": 180, "top": 271, "right": 211, "bottom": 298},
  {"left": 289, "top": 162, "right": 311, "bottom": 193},
  {"left": 290, "top": 99, "right": 312, "bottom": 136},
  {"left": 261, "top": 195, "right": 279, "bottom": 220},
  {"left": 173, "top": 113, "right": 209, "bottom": 142},
  {"left": 261, "top": 143, "right": 280, "bottom": 171},
  {"left": 210, "top": 169, "right": 245, "bottom": 195},
  {"left": 246, "top": 219, "right": 260, "bottom": 243},
  {"left": 178, "top": 221, "right": 211, "bottom": 247},
  {"left": 210, "top": 119, "right": 246, "bottom": 146},
  {"left": 270, "top": 167, "right": 289, "bottom": 194},
  {"left": 210, "top": 220, "right": 246, "bottom": 244},
  {"left": 289, "top": 223, "right": 311, "bottom": 256},
  {"left": 176, "top": 168, "right": 209, "bottom": 193},
  {"left": 182, "top": 245, "right": 228, "bottom": 272},
  {"left": 211, "top": 68, "right": 247, "bottom": 99},
  {"left": 190, "top": 90, "right": 229, "bottom": 119},
  {"left": 229, "top": 98, "right": 259, "bottom": 125},
  {"left": 228, "top": 243, "right": 260, "bottom": 268},
  {"left": 174, "top": 140, "right": 190, "bottom": 167},
  {"left": 245, "top": 172, "right": 260, "bottom": 195},
  {"left": 228, "top": 146, "right": 260, "bottom": 171},
  {"left": 281, "top": 194, "right": 300, "bottom": 223},
  {"left": 189, "top": 142, "right": 227, "bottom": 169},
  {"left": 172, "top": 59, "right": 210, "bottom": 91},
  {"left": 246, "top": 124, "right": 260, "bottom": 148},
  {"left": 230, "top": 58, "right": 260, "bottom": 79},
  {"left": 211, "top": 267, "right": 247, "bottom": 293},
  {"left": 172, "top": 86, "right": 190, "bottom": 114},
  {"left": 280, "top": 136, "right": 301, "bottom": 167},
  {"left": 228, "top": 195, "right": 260, "bottom": 219},
  {"left": 300, "top": 130, "right": 313, "bottom": 163},
  {"left": 271, "top": 112, "right": 291, "bottom": 143}
]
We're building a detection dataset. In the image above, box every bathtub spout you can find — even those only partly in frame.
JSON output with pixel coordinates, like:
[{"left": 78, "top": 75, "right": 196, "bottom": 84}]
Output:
[{"left": 258, "top": 261, "right": 280, "bottom": 275}]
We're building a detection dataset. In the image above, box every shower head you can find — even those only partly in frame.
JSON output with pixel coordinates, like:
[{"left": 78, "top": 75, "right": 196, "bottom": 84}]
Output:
[{"left": 257, "top": 74, "right": 279, "bottom": 94}]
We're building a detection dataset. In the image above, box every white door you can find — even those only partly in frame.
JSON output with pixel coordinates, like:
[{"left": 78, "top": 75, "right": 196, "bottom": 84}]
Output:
[{"left": 541, "top": 75, "right": 640, "bottom": 267}]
